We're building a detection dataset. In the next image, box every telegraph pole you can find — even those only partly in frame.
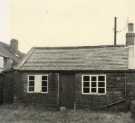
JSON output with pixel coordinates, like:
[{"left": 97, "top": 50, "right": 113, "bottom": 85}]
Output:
[{"left": 114, "top": 17, "right": 117, "bottom": 46}]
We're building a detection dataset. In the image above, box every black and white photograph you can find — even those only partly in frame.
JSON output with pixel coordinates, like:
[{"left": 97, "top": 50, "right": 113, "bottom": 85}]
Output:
[{"left": 0, "top": 0, "right": 135, "bottom": 122}]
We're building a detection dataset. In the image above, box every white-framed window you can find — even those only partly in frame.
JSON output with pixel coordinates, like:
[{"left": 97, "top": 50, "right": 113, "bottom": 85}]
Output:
[
  {"left": 27, "top": 74, "right": 48, "bottom": 93},
  {"left": 82, "top": 74, "right": 106, "bottom": 95}
]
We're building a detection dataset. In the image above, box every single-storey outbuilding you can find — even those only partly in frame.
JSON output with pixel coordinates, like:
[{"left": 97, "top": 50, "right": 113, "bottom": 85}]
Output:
[{"left": 14, "top": 23, "right": 135, "bottom": 110}]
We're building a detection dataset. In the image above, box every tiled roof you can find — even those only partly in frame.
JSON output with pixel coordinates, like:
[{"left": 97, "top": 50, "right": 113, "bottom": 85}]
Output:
[{"left": 16, "top": 45, "right": 129, "bottom": 71}]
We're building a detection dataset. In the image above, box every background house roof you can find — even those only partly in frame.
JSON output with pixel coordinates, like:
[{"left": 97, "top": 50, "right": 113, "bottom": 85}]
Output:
[
  {"left": 16, "top": 45, "right": 129, "bottom": 71},
  {"left": 0, "top": 41, "right": 25, "bottom": 62}
]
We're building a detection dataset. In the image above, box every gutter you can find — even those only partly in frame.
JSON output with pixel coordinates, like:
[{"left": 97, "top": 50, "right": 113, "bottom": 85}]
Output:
[
  {"left": 124, "top": 72, "right": 127, "bottom": 97},
  {"left": 57, "top": 73, "right": 60, "bottom": 106}
]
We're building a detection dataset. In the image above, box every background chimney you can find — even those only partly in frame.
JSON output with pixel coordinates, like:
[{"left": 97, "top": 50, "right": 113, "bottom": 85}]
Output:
[
  {"left": 10, "top": 39, "right": 18, "bottom": 53},
  {"left": 126, "top": 23, "right": 135, "bottom": 46}
]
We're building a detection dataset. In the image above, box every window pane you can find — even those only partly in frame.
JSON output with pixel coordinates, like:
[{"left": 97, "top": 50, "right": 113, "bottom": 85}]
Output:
[
  {"left": 29, "top": 76, "right": 34, "bottom": 80},
  {"left": 42, "top": 81, "right": 47, "bottom": 86},
  {"left": 98, "top": 88, "right": 105, "bottom": 93},
  {"left": 83, "top": 88, "right": 90, "bottom": 93},
  {"left": 83, "top": 76, "right": 90, "bottom": 81},
  {"left": 83, "top": 82, "right": 89, "bottom": 87},
  {"left": 42, "top": 76, "right": 48, "bottom": 80},
  {"left": 91, "top": 88, "right": 96, "bottom": 93},
  {"left": 42, "top": 87, "right": 47, "bottom": 92},
  {"left": 29, "top": 86, "right": 34, "bottom": 92},
  {"left": 91, "top": 76, "right": 96, "bottom": 81},
  {"left": 98, "top": 82, "right": 105, "bottom": 87},
  {"left": 29, "top": 81, "right": 34, "bottom": 86},
  {"left": 98, "top": 76, "right": 105, "bottom": 81},
  {"left": 91, "top": 82, "right": 96, "bottom": 87}
]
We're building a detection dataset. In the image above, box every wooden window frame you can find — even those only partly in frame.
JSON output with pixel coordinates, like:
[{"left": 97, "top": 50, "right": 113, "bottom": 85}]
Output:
[
  {"left": 27, "top": 75, "right": 35, "bottom": 93},
  {"left": 82, "top": 74, "right": 106, "bottom": 95},
  {"left": 27, "top": 74, "right": 48, "bottom": 94}
]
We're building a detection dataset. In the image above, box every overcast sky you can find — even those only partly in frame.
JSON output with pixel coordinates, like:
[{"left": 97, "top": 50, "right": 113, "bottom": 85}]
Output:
[{"left": 0, "top": 0, "right": 135, "bottom": 52}]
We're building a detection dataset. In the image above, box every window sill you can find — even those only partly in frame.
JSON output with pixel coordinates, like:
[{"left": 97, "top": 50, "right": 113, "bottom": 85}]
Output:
[
  {"left": 27, "top": 92, "right": 48, "bottom": 94},
  {"left": 81, "top": 93, "right": 106, "bottom": 96}
]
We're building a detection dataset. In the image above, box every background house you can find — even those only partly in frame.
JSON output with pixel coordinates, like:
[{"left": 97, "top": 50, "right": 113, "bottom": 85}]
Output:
[
  {"left": 14, "top": 23, "right": 135, "bottom": 110},
  {"left": 0, "top": 39, "right": 24, "bottom": 72},
  {"left": 0, "top": 39, "right": 25, "bottom": 104}
]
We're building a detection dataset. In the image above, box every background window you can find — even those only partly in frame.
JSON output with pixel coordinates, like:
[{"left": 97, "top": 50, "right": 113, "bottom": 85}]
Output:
[{"left": 0, "top": 56, "right": 4, "bottom": 72}]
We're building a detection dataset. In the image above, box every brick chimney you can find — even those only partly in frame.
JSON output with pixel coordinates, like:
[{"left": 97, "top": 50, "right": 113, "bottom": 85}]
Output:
[
  {"left": 10, "top": 39, "right": 18, "bottom": 53},
  {"left": 126, "top": 23, "right": 135, "bottom": 46},
  {"left": 127, "top": 23, "right": 135, "bottom": 69}
]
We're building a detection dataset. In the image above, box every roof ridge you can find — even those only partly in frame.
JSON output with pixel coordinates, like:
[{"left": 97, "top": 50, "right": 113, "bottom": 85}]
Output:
[
  {"left": 32, "top": 45, "right": 125, "bottom": 49},
  {"left": 0, "top": 41, "right": 9, "bottom": 47}
]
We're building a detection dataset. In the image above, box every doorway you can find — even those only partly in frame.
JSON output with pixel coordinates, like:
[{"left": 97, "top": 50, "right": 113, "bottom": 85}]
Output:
[{"left": 59, "top": 73, "right": 75, "bottom": 108}]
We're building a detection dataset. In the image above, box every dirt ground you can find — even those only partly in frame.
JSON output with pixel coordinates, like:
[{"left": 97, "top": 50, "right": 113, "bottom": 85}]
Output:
[{"left": 0, "top": 105, "right": 134, "bottom": 123}]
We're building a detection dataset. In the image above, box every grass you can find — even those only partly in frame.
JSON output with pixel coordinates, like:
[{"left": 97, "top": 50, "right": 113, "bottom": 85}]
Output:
[{"left": 0, "top": 105, "right": 134, "bottom": 123}]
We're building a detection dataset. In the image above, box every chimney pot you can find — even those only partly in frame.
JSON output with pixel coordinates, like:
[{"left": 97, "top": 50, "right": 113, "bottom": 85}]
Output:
[{"left": 128, "top": 23, "right": 134, "bottom": 32}]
